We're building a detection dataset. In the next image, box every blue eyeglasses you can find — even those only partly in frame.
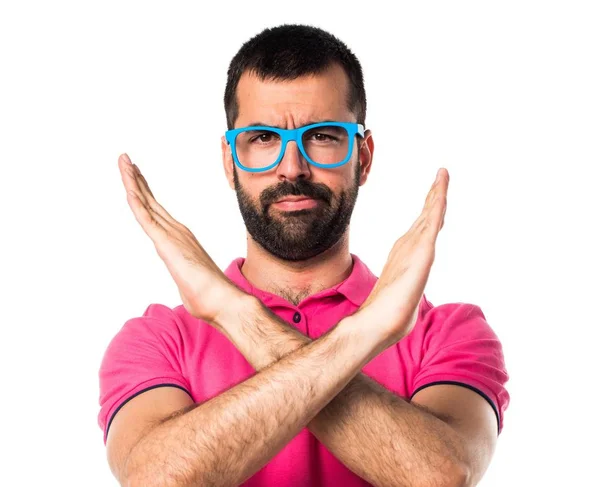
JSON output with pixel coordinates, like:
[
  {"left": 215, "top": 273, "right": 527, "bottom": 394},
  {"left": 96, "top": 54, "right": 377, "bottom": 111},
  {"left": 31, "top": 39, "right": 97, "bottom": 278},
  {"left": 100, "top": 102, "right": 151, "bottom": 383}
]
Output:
[{"left": 225, "top": 121, "right": 365, "bottom": 173}]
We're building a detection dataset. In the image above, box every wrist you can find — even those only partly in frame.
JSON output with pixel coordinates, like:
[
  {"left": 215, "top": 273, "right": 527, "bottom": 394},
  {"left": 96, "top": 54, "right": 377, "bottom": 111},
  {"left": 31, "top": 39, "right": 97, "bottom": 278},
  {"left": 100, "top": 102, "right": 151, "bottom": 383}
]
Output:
[
  {"left": 213, "top": 294, "right": 310, "bottom": 370},
  {"left": 342, "top": 306, "right": 397, "bottom": 359},
  {"left": 210, "top": 289, "right": 257, "bottom": 334}
]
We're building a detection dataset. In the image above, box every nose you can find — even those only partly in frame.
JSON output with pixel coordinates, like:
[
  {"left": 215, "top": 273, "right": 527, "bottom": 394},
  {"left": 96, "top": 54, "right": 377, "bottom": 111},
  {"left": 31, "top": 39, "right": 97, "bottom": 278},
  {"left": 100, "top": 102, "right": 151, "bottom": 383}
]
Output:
[{"left": 275, "top": 140, "right": 311, "bottom": 182}]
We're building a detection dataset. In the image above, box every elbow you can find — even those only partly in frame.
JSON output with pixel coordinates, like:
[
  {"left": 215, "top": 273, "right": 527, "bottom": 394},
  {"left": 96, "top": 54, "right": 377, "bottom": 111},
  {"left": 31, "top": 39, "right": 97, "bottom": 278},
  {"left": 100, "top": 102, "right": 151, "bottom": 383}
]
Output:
[
  {"left": 120, "top": 460, "right": 164, "bottom": 487},
  {"left": 122, "top": 470, "right": 178, "bottom": 487},
  {"left": 120, "top": 469, "right": 146, "bottom": 487},
  {"left": 123, "top": 467, "right": 203, "bottom": 487},
  {"left": 411, "top": 461, "right": 471, "bottom": 487},
  {"left": 123, "top": 474, "right": 174, "bottom": 487},
  {"left": 121, "top": 446, "right": 208, "bottom": 487},
  {"left": 120, "top": 456, "right": 143, "bottom": 487},
  {"left": 121, "top": 452, "right": 169, "bottom": 487},
  {"left": 442, "top": 461, "right": 472, "bottom": 487}
]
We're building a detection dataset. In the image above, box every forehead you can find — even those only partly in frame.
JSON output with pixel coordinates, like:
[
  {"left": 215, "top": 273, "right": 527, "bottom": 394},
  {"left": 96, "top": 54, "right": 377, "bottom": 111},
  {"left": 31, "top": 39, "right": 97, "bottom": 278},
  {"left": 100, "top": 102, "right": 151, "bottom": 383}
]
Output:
[{"left": 235, "top": 63, "right": 354, "bottom": 128}]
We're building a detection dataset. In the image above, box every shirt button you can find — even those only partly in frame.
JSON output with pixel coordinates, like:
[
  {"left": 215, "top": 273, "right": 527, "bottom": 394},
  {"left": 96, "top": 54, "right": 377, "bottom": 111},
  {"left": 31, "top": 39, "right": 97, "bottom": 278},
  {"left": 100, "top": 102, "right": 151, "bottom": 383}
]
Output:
[{"left": 293, "top": 312, "right": 302, "bottom": 323}]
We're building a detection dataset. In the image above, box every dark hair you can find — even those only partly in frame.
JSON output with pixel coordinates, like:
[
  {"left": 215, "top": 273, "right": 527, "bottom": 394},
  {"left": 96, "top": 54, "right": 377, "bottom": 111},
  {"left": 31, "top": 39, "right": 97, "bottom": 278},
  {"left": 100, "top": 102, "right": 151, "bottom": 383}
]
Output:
[{"left": 224, "top": 24, "right": 366, "bottom": 130}]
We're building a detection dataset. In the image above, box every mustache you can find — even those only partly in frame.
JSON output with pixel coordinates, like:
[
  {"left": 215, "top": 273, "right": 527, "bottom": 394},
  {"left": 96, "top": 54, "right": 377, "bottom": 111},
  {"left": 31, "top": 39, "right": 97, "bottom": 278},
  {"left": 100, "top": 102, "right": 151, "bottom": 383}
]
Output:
[{"left": 260, "top": 180, "right": 333, "bottom": 207}]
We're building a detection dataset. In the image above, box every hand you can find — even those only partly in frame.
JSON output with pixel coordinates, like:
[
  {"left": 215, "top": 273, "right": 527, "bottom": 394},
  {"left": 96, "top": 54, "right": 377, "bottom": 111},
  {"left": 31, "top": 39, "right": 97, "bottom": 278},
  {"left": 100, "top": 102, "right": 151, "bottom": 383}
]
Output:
[
  {"left": 358, "top": 168, "right": 449, "bottom": 346},
  {"left": 118, "top": 153, "right": 246, "bottom": 325}
]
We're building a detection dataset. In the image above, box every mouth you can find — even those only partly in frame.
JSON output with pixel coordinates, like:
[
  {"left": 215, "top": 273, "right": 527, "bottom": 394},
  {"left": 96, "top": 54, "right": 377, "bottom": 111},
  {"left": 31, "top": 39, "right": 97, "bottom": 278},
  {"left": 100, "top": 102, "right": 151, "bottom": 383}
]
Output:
[{"left": 271, "top": 196, "right": 320, "bottom": 211}]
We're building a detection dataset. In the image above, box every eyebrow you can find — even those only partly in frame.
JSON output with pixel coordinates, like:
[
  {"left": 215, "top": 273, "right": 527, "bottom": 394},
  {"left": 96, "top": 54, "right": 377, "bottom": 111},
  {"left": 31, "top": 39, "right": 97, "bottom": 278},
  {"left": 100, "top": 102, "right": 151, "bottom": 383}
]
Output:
[{"left": 244, "top": 119, "right": 339, "bottom": 129}]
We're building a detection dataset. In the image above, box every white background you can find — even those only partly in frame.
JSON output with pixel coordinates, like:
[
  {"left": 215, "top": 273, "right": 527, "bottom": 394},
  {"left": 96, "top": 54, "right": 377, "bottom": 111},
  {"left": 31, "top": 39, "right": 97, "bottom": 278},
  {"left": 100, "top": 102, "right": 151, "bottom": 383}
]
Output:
[{"left": 1, "top": 1, "right": 598, "bottom": 485}]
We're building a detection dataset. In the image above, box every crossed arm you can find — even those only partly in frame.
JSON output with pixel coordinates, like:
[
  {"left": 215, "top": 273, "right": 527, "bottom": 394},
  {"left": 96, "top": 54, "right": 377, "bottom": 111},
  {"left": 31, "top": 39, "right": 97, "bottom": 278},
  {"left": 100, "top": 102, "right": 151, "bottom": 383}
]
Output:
[
  {"left": 113, "top": 297, "right": 497, "bottom": 487},
  {"left": 111, "top": 156, "right": 498, "bottom": 486},
  {"left": 220, "top": 298, "right": 497, "bottom": 487}
]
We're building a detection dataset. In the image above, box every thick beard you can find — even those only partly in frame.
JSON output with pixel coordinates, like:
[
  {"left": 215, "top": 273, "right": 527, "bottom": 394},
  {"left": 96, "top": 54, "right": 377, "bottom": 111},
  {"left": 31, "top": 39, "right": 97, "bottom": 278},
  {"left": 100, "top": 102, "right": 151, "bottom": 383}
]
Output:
[{"left": 233, "top": 156, "right": 361, "bottom": 262}]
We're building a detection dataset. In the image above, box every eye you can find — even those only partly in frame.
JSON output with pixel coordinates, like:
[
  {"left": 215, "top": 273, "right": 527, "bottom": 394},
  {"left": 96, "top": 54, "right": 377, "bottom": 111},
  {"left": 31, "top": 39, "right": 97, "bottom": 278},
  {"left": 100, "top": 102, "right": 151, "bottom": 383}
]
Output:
[
  {"left": 250, "top": 132, "right": 278, "bottom": 144},
  {"left": 304, "top": 126, "right": 345, "bottom": 143},
  {"left": 312, "top": 132, "right": 335, "bottom": 141}
]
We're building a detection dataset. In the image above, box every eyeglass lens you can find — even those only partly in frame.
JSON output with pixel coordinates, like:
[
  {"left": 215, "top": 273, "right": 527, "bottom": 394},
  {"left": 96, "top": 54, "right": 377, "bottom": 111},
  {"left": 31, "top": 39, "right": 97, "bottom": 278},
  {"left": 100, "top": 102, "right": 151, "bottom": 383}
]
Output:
[{"left": 234, "top": 125, "right": 350, "bottom": 169}]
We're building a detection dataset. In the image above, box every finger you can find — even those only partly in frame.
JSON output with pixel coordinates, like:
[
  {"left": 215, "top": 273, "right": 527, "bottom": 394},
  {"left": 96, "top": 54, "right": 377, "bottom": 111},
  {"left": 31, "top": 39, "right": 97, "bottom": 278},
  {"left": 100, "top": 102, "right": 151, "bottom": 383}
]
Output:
[
  {"left": 120, "top": 154, "right": 177, "bottom": 241},
  {"left": 419, "top": 173, "right": 439, "bottom": 213},
  {"left": 126, "top": 189, "right": 170, "bottom": 243},
  {"left": 439, "top": 193, "right": 447, "bottom": 230},
  {"left": 131, "top": 163, "right": 153, "bottom": 203},
  {"left": 129, "top": 161, "right": 181, "bottom": 226},
  {"left": 127, "top": 186, "right": 185, "bottom": 249},
  {"left": 119, "top": 154, "right": 148, "bottom": 206},
  {"left": 407, "top": 168, "right": 449, "bottom": 235},
  {"left": 424, "top": 169, "right": 449, "bottom": 237},
  {"left": 119, "top": 154, "right": 182, "bottom": 226},
  {"left": 422, "top": 168, "right": 448, "bottom": 213},
  {"left": 429, "top": 193, "right": 447, "bottom": 235}
]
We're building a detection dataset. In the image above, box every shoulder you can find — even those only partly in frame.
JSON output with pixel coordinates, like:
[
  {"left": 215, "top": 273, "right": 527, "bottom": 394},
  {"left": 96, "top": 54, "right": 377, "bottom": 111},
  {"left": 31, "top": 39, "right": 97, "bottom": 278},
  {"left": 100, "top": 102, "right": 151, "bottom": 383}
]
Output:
[
  {"left": 407, "top": 295, "right": 510, "bottom": 432},
  {"left": 98, "top": 303, "right": 202, "bottom": 444},
  {"left": 112, "top": 302, "right": 210, "bottom": 340},
  {"left": 100, "top": 303, "right": 214, "bottom": 371},
  {"left": 413, "top": 296, "right": 502, "bottom": 347}
]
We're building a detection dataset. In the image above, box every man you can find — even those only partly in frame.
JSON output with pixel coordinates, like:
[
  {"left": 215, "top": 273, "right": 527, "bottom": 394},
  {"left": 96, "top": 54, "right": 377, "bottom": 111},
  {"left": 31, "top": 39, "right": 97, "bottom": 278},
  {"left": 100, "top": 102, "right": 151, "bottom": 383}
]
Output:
[{"left": 98, "top": 24, "right": 509, "bottom": 487}]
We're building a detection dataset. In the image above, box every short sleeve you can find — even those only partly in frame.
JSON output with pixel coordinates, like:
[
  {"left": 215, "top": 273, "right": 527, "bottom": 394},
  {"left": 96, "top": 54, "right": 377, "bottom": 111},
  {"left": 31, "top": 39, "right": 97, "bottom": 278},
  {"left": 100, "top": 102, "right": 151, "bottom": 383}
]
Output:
[
  {"left": 97, "top": 303, "right": 192, "bottom": 445},
  {"left": 410, "top": 303, "right": 510, "bottom": 434}
]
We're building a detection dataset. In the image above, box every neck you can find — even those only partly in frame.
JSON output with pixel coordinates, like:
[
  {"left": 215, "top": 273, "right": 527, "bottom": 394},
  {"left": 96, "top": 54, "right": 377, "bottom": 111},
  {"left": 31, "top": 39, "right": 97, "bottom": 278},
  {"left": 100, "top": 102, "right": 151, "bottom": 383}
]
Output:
[{"left": 240, "top": 231, "right": 353, "bottom": 306}]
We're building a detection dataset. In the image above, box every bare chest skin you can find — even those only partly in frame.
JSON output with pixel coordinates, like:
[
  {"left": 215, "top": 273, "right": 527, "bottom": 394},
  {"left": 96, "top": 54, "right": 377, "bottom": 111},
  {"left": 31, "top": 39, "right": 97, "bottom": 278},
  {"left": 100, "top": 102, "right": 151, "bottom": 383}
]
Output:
[{"left": 268, "top": 284, "right": 320, "bottom": 306}]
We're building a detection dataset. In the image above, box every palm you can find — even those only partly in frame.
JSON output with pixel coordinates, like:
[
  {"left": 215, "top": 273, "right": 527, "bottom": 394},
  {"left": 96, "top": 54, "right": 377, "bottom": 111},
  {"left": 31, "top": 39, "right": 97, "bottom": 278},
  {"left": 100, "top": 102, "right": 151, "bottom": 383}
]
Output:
[
  {"left": 117, "top": 153, "right": 240, "bottom": 323},
  {"left": 360, "top": 169, "right": 448, "bottom": 342}
]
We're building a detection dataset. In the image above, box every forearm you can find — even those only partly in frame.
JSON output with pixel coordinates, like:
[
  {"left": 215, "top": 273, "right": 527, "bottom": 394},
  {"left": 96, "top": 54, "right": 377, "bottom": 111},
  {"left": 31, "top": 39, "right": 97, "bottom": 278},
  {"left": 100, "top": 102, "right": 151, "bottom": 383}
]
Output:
[
  {"left": 310, "top": 373, "right": 469, "bottom": 487},
  {"left": 124, "top": 312, "right": 383, "bottom": 487},
  {"left": 219, "top": 298, "right": 469, "bottom": 487},
  {"left": 220, "top": 298, "right": 310, "bottom": 369}
]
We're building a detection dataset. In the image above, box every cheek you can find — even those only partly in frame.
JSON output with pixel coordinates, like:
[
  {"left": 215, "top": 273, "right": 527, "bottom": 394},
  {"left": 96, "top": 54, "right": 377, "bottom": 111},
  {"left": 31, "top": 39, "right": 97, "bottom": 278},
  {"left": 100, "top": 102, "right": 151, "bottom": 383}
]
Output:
[
  {"left": 324, "top": 173, "right": 355, "bottom": 196},
  {"left": 239, "top": 176, "right": 270, "bottom": 204},
  {"left": 248, "top": 177, "right": 269, "bottom": 196}
]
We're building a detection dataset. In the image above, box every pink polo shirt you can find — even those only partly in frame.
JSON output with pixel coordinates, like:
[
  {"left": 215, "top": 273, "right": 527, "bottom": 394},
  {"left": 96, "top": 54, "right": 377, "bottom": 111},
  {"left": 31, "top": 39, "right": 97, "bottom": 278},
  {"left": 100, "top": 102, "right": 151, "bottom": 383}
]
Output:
[{"left": 98, "top": 254, "right": 509, "bottom": 486}]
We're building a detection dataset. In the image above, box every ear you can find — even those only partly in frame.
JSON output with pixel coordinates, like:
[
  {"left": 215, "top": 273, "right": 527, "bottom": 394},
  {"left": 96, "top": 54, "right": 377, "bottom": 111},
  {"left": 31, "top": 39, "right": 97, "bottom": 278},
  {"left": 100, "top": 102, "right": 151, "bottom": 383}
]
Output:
[
  {"left": 358, "top": 129, "right": 374, "bottom": 186},
  {"left": 221, "top": 136, "right": 236, "bottom": 190}
]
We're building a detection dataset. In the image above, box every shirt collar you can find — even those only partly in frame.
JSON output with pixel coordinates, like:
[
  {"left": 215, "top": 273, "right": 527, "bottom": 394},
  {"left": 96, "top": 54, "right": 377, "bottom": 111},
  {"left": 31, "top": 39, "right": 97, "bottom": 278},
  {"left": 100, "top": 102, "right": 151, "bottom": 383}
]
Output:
[{"left": 224, "top": 253, "right": 378, "bottom": 308}]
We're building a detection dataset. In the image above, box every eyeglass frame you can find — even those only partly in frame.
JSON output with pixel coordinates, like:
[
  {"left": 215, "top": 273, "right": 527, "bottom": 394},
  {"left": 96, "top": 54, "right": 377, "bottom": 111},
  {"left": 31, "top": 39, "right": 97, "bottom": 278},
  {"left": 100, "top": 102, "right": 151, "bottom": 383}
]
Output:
[{"left": 225, "top": 121, "right": 366, "bottom": 173}]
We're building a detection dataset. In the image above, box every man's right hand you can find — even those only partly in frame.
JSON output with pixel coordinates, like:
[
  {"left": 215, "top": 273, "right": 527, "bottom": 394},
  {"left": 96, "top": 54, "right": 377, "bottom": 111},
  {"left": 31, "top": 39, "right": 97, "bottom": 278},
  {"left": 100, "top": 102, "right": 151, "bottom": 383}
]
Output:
[{"left": 118, "top": 153, "right": 248, "bottom": 326}]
